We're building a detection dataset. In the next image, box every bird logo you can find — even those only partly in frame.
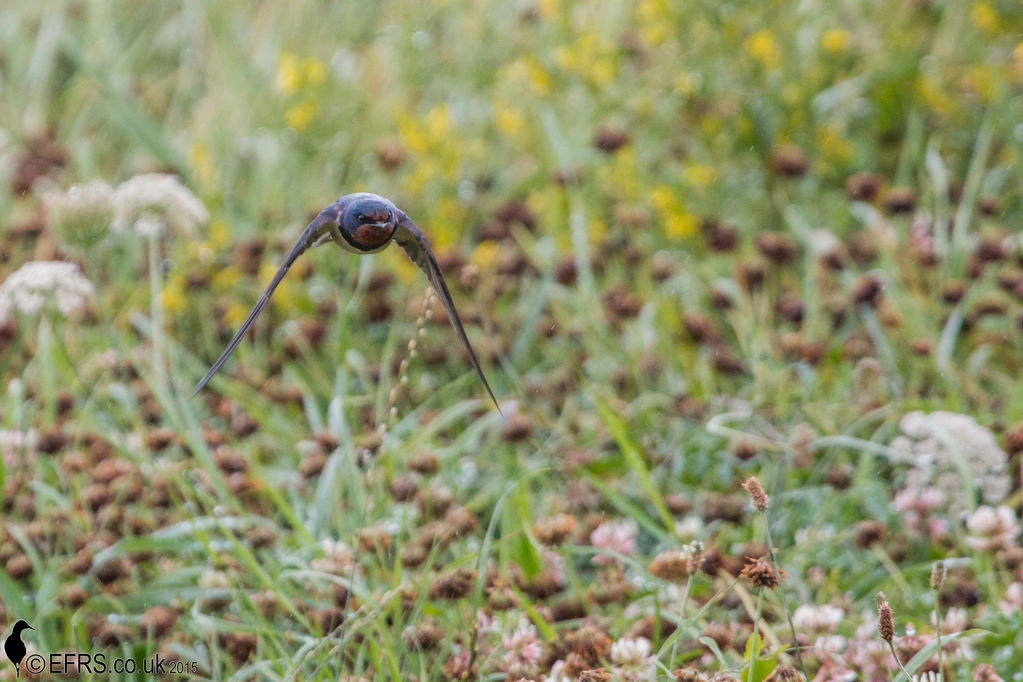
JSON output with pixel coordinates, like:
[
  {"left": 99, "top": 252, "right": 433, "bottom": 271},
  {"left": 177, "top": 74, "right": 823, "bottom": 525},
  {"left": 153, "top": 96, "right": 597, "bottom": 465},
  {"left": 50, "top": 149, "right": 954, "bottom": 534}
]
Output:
[
  {"left": 4, "top": 620, "right": 34, "bottom": 678},
  {"left": 192, "top": 193, "right": 500, "bottom": 411}
]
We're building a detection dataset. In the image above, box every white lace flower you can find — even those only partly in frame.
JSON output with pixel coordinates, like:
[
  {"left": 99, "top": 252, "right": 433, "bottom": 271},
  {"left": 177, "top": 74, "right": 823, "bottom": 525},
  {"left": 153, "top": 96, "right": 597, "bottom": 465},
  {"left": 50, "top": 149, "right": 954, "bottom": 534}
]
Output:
[
  {"left": 0, "top": 261, "right": 94, "bottom": 322},
  {"left": 44, "top": 179, "right": 114, "bottom": 245},
  {"left": 111, "top": 173, "right": 208, "bottom": 237},
  {"left": 793, "top": 604, "right": 845, "bottom": 632},
  {"left": 889, "top": 411, "right": 1010, "bottom": 512}
]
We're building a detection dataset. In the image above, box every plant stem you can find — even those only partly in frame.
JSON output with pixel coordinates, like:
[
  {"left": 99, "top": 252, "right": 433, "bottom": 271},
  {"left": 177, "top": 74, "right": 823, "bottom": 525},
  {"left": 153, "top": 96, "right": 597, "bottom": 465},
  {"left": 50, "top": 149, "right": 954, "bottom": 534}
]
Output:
[
  {"left": 933, "top": 587, "right": 943, "bottom": 677},
  {"left": 763, "top": 514, "right": 810, "bottom": 680},
  {"left": 747, "top": 587, "right": 763, "bottom": 682},
  {"left": 887, "top": 639, "right": 914, "bottom": 681}
]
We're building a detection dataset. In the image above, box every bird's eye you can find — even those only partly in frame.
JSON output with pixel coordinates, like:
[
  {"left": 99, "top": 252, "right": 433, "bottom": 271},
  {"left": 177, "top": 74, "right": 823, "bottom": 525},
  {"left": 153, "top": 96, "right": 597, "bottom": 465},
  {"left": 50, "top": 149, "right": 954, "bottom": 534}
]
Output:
[{"left": 356, "top": 213, "right": 367, "bottom": 223}]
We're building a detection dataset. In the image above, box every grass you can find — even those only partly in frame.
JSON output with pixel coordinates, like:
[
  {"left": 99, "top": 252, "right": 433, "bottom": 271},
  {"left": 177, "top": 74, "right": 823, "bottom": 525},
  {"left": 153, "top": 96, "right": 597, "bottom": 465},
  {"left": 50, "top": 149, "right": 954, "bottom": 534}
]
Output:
[{"left": 2, "top": 0, "right": 1023, "bottom": 680}]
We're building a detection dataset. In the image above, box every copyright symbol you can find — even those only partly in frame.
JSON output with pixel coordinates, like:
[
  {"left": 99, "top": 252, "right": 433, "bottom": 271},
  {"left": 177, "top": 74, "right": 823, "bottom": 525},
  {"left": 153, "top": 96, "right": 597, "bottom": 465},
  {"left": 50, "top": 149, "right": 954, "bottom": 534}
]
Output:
[{"left": 24, "top": 653, "right": 46, "bottom": 674}]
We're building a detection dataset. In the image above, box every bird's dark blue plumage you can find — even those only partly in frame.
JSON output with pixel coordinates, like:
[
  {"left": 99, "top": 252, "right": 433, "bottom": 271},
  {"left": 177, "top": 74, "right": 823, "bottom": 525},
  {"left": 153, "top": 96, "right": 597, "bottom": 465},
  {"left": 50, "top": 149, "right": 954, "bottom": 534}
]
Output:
[{"left": 192, "top": 193, "right": 500, "bottom": 412}]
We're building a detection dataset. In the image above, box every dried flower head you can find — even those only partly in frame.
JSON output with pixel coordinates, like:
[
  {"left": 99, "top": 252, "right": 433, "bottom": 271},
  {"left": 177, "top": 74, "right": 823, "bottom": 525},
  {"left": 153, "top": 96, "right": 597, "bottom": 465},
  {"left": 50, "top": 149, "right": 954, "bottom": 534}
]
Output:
[
  {"left": 532, "top": 513, "right": 577, "bottom": 546},
  {"left": 972, "top": 663, "right": 1005, "bottom": 682},
  {"left": 877, "top": 595, "right": 894, "bottom": 642},
  {"left": 741, "top": 556, "right": 783, "bottom": 588},
  {"left": 0, "top": 261, "right": 95, "bottom": 322},
  {"left": 111, "top": 173, "right": 208, "bottom": 237},
  {"left": 648, "top": 550, "right": 694, "bottom": 582},
  {"left": 742, "top": 476, "right": 769, "bottom": 512}
]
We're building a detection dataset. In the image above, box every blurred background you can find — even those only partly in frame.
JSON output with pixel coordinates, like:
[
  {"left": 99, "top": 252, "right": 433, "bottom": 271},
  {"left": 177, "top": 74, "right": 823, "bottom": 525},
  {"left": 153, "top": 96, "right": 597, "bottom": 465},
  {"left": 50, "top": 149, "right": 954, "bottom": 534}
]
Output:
[{"left": 2, "top": 0, "right": 1023, "bottom": 679}]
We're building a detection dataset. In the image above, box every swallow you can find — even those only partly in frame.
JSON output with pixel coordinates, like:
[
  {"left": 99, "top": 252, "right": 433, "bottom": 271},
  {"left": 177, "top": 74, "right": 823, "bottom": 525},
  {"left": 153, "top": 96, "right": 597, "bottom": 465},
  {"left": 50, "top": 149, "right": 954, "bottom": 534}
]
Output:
[{"left": 191, "top": 193, "right": 499, "bottom": 411}]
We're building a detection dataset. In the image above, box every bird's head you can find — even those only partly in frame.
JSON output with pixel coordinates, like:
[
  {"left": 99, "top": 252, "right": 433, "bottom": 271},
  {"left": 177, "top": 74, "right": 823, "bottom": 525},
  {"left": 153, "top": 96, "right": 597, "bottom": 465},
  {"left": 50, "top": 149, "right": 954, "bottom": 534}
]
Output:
[
  {"left": 11, "top": 620, "right": 33, "bottom": 634},
  {"left": 340, "top": 196, "right": 398, "bottom": 252}
]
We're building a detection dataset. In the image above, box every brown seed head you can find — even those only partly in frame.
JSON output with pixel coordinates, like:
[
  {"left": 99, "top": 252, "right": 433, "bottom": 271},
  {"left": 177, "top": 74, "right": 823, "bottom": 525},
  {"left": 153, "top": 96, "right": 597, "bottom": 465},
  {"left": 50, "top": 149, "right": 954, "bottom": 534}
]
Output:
[
  {"left": 755, "top": 231, "right": 797, "bottom": 264},
  {"left": 930, "top": 561, "right": 946, "bottom": 590},
  {"left": 594, "top": 127, "right": 630, "bottom": 153},
  {"left": 877, "top": 596, "right": 894, "bottom": 642},
  {"left": 565, "top": 624, "right": 612, "bottom": 663},
  {"left": 140, "top": 606, "right": 178, "bottom": 639},
  {"left": 972, "top": 663, "right": 1005, "bottom": 682},
  {"left": 742, "top": 476, "right": 769, "bottom": 512},
  {"left": 883, "top": 188, "right": 917, "bottom": 214},
  {"left": 845, "top": 172, "right": 882, "bottom": 201},
  {"left": 428, "top": 567, "right": 476, "bottom": 600},
  {"left": 532, "top": 513, "right": 577, "bottom": 546},
  {"left": 648, "top": 550, "right": 694, "bottom": 581},
  {"left": 769, "top": 145, "right": 809, "bottom": 177},
  {"left": 854, "top": 520, "right": 887, "bottom": 548},
  {"left": 741, "top": 556, "right": 782, "bottom": 588}
]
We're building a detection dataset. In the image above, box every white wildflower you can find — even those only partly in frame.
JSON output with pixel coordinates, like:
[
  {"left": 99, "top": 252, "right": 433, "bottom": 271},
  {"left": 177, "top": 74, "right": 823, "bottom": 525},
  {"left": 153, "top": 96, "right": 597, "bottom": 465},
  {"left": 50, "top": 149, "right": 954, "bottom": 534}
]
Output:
[
  {"left": 0, "top": 428, "right": 39, "bottom": 467},
  {"left": 965, "top": 505, "right": 1020, "bottom": 551},
  {"left": 111, "top": 173, "right": 208, "bottom": 237},
  {"left": 0, "top": 261, "right": 94, "bottom": 322},
  {"left": 543, "top": 660, "right": 573, "bottom": 682},
  {"left": 889, "top": 411, "right": 1010, "bottom": 512},
  {"left": 44, "top": 179, "right": 114, "bottom": 246},
  {"left": 610, "top": 636, "right": 656, "bottom": 681},
  {"left": 198, "top": 569, "right": 230, "bottom": 590},
  {"left": 793, "top": 604, "right": 845, "bottom": 632}
]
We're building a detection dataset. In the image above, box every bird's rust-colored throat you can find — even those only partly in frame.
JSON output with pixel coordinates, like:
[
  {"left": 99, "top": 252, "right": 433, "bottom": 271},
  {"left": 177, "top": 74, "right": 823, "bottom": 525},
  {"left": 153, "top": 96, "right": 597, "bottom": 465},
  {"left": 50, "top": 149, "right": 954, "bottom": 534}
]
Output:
[{"left": 352, "top": 223, "right": 394, "bottom": 248}]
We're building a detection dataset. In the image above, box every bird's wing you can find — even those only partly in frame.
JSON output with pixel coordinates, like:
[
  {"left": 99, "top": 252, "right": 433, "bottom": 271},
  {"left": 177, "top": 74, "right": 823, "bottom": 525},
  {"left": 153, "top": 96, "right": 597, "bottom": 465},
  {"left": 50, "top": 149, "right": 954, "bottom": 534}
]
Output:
[
  {"left": 393, "top": 214, "right": 500, "bottom": 412},
  {"left": 191, "top": 206, "right": 341, "bottom": 396}
]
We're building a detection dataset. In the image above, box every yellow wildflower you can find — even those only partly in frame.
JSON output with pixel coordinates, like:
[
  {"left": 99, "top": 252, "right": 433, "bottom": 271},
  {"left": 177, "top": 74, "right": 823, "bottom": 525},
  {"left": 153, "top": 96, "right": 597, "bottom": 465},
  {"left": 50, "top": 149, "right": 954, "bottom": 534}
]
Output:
[
  {"left": 430, "top": 197, "right": 465, "bottom": 248},
  {"left": 963, "top": 65, "right": 997, "bottom": 103},
  {"left": 260, "top": 262, "right": 298, "bottom": 311},
  {"left": 285, "top": 100, "right": 317, "bottom": 131},
  {"left": 303, "top": 57, "right": 326, "bottom": 85},
  {"left": 208, "top": 220, "right": 231, "bottom": 249},
  {"left": 494, "top": 107, "right": 526, "bottom": 139},
  {"left": 188, "top": 143, "right": 215, "bottom": 187},
  {"left": 471, "top": 241, "right": 499, "bottom": 269},
  {"left": 744, "top": 30, "right": 781, "bottom": 69},
  {"left": 648, "top": 186, "right": 698, "bottom": 240},
  {"left": 537, "top": 0, "right": 558, "bottom": 19},
  {"left": 816, "top": 125, "right": 852, "bottom": 167},
  {"left": 277, "top": 52, "right": 302, "bottom": 95},
  {"left": 525, "top": 58, "right": 552, "bottom": 94},
  {"left": 915, "top": 75, "right": 955, "bottom": 116},
  {"left": 159, "top": 275, "right": 187, "bottom": 314},
  {"left": 673, "top": 73, "right": 698, "bottom": 96},
  {"left": 682, "top": 163, "right": 717, "bottom": 190},
  {"left": 820, "top": 29, "right": 850, "bottom": 54},
  {"left": 425, "top": 105, "right": 451, "bottom": 140},
  {"left": 225, "top": 302, "right": 248, "bottom": 328},
  {"left": 212, "top": 265, "right": 243, "bottom": 292},
  {"left": 664, "top": 213, "right": 699, "bottom": 240},
  {"left": 970, "top": 1, "right": 999, "bottom": 34}
]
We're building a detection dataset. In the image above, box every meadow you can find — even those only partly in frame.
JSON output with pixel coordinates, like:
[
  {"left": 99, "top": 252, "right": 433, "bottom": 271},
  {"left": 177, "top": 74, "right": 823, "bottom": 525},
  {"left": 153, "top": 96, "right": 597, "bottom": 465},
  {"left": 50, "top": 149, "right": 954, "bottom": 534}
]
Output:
[{"left": 1, "top": 0, "right": 1022, "bottom": 680}]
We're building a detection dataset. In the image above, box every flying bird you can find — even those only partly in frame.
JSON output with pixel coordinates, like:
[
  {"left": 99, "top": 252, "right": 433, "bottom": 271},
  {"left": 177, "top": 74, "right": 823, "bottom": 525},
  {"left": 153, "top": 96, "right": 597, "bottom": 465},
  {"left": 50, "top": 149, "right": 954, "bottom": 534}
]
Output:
[{"left": 191, "top": 193, "right": 499, "bottom": 410}]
